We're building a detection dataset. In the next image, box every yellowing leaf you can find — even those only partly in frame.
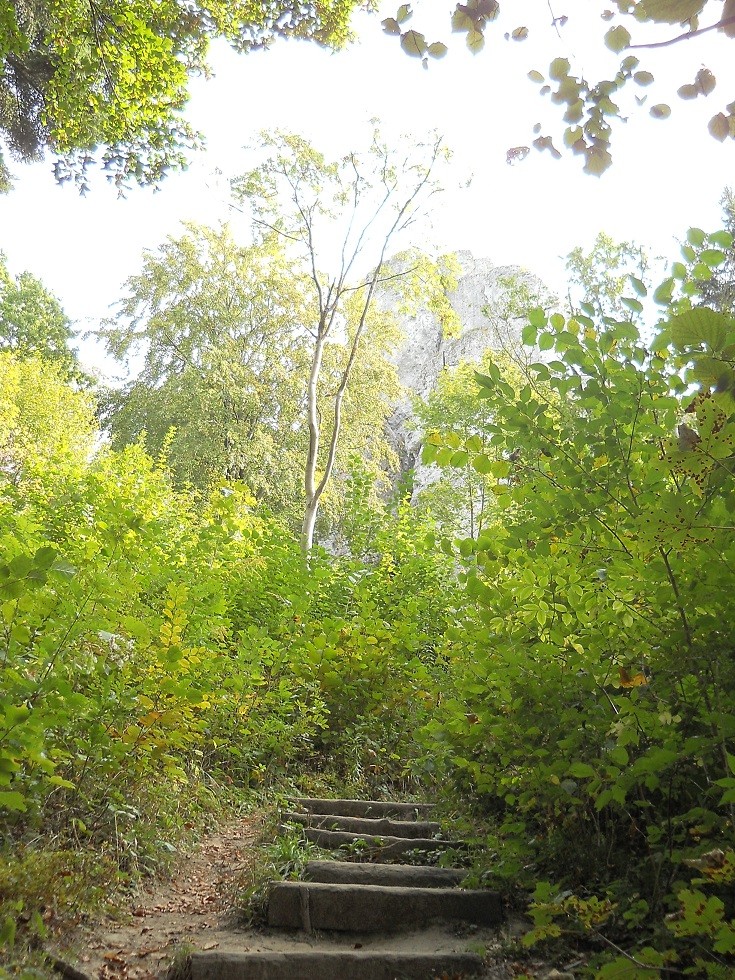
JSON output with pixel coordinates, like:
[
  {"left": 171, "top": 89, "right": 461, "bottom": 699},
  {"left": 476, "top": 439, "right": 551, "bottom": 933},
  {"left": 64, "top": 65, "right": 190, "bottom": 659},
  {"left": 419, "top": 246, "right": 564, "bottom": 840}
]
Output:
[{"left": 619, "top": 667, "right": 649, "bottom": 688}]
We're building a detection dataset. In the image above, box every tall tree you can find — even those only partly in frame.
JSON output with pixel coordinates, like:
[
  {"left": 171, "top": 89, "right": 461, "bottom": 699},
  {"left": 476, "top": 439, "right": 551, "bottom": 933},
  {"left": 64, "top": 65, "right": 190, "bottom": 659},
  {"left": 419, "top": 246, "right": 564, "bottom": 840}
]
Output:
[
  {"left": 99, "top": 222, "right": 401, "bottom": 531},
  {"left": 232, "top": 128, "right": 448, "bottom": 552},
  {"left": 0, "top": 351, "right": 95, "bottom": 481},
  {"left": 100, "top": 223, "right": 312, "bottom": 500},
  {"left": 692, "top": 187, "right": 735, "bottom": 313},
  {"left": 0, "top": 0, "right": 361, "bottom": 192},
  {"left": 0, "top": 253, "right": 79, "bottom": 374}
]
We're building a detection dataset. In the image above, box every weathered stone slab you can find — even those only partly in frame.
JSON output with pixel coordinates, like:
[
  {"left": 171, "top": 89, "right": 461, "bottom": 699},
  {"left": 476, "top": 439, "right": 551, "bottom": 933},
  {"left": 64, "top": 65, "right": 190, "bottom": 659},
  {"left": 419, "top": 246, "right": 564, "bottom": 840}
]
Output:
[
  {"left": 267, "top": 881, "right": 503, "bottom": 932},
  {"left": 190, "top": 950, "right": 483, "bottom": 979},
  {"left": 282, "top": 811, "right": 441, "bottom": 839},
  {"left": 303, "top": 859, "right": 465, "bottom": 889},
  {"left": 289, "top": 797, "right": 434, "bottom": 820},
  {"left": 292, "top": 826, "right": 465, "bottom": 858}
]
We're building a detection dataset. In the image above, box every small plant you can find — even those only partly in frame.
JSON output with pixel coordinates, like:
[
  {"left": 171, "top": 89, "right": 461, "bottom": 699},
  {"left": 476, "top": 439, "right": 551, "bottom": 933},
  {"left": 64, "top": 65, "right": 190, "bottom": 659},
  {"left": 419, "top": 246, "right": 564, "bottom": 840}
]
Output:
[{"left": 237, "top": 826, "right": 323, "bottom": 926}]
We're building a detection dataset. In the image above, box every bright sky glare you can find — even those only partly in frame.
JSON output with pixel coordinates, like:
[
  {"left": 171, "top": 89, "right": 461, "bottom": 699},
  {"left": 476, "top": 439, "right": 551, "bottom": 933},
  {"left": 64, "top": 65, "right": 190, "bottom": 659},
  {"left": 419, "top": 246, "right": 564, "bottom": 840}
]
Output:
[{"left": 0, "top": 0, "right": 734, "bottom": 377}]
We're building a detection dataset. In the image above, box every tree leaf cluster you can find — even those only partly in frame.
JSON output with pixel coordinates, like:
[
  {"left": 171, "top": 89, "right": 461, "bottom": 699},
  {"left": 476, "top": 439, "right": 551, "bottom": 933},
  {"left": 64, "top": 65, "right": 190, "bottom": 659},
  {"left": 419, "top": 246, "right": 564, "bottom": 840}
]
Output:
[
  {"left": 383, "top": 0, "right": 735, "bottom": 174},
  {"left": 0, "top": 0, "right": 360, "bottom": 191}
]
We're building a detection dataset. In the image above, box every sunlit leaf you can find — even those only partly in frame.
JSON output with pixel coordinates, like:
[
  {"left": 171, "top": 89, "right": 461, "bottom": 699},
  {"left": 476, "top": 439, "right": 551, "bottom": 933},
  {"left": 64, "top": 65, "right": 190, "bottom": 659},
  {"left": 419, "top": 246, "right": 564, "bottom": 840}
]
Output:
[
  {"left": 428, "top": 41, "right": 448, "bottom": 58},
  {"left": 466, "top": 29, "right": 485, "bottom": 53},
  {"left": 636, "top": 0, "right": 705, "bottom": 22},
  {"left": 401, "top": 29, "right": 427, "bottom": 57},
  {"left": 604, "top": 25, "right": 631, "bottom": 51}
]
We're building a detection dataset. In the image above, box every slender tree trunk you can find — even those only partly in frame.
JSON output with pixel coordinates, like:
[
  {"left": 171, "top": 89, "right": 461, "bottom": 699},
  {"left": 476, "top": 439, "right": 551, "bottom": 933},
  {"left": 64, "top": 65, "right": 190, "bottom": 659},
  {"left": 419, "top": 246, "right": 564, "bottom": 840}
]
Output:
[
  {"left": 299, "top": 271, "right": 382, "bottom": 553},
  {"left": 301, "top": 328, "right": 326, "bottom": 552}
]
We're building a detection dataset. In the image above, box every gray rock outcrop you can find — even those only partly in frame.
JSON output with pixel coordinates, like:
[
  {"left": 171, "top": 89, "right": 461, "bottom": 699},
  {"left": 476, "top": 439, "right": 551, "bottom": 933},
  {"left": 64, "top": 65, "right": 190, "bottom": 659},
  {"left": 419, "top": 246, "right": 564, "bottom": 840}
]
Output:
[{"left": 383, "top": 250, "right": 544, "bottom": 495}]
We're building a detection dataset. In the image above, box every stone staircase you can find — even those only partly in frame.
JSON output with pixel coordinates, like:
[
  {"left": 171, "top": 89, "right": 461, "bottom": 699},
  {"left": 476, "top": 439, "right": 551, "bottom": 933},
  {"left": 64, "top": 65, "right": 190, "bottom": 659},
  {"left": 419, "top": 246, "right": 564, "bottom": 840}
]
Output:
[{"left": 190, "top": 796, "right": 503, "bottom": 979}]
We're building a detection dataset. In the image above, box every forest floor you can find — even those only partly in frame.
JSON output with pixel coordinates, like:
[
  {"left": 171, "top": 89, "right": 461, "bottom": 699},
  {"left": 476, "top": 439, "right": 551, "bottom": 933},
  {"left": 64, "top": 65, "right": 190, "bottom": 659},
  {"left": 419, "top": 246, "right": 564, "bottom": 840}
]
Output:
[{"left": 50, "top": 811, "right": 565, "bottom": 980}]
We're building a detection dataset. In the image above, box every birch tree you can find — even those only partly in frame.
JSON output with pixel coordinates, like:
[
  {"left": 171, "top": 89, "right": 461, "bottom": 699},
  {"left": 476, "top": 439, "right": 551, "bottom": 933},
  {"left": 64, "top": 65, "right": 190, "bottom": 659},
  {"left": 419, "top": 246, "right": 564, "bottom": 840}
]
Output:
[{"left": 232, "top": 128, "right": 448, "bottom": 552}]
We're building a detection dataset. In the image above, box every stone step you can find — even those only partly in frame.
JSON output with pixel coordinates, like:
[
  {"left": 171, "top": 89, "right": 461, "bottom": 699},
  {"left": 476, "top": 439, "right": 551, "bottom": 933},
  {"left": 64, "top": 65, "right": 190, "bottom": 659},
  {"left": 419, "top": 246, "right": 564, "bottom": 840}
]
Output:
[
  {"left": 289, "top": 825, "right": 466, "bottom": 858},
  {"left": 303, "top": 859, "right": 466, "bottom": 889},
  {"left": 267, "top": 881, "right": 503, "bottom": 932},
  {"left": 289, "top": 797, "right": 434, "bottom": 820},
  {"left": 190, "top": 949, "right": 484, "bottom": 979},
  {"left": 282, "top": 810, "right": 442, "bottom": 839}
]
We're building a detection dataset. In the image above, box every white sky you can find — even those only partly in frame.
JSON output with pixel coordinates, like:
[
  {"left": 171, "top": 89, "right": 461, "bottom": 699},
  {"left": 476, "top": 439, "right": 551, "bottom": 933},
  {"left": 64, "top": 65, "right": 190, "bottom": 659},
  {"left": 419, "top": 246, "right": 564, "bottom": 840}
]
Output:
[{"left": 0, "top": 0, "right": 734, "bottom": 377}]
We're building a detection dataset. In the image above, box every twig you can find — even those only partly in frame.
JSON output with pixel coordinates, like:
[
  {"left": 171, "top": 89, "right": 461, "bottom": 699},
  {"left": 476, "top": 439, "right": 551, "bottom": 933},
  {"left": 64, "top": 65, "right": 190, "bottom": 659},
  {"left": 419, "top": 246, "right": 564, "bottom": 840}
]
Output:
[{"left": 628, "top": 16, "right": 735, "bottom": 50}]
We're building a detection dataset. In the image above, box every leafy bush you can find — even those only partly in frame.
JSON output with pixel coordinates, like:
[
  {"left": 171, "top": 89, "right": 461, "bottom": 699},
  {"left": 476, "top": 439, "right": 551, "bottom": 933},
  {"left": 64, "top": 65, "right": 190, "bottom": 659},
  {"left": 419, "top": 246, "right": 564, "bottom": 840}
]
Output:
[{"left": 421, "top": 228, "right": 735, "bottom": 973}]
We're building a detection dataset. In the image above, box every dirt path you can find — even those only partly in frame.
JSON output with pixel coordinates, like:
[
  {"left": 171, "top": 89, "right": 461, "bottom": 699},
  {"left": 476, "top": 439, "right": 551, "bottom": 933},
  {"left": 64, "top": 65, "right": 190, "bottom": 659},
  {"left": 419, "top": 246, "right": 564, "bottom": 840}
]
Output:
[
  {"left": 52, "top": 810, "right": 566, "bottom": 980},
  {"left": 55, "top": 813, "right": 265, "bottom": 979}
]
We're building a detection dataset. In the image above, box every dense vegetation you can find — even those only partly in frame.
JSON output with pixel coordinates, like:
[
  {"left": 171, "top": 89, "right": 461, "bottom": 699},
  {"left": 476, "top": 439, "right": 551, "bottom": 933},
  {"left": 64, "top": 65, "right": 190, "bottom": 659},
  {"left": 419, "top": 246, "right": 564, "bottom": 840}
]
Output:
[{"left": 2, "top": 200, "right": 735, "bottom": 977}]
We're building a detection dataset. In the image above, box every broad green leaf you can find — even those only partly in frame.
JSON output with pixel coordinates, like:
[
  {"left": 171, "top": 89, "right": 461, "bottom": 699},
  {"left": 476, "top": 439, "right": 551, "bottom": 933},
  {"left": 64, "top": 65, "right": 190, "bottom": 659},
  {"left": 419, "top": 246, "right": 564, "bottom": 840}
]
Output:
[
  {"left": 668, "top": 307, "right": 732, "bottom": 351},
  {"left": 0, "top": 790, "right": 27, "bottom": 811},
  {"left": 549, "top": 57, "right": 570, "bottom": 80},
  {"left": 696, "top": 67, "right": 716, "bottom": 95},
  {"left": 636, "top": 0, "right": 705, "bottom": 22},
  {"left": 630, "top": 275, "right": 647, "bottom": 296},
  {"left": 653, "top": 277, "right": 674, "bottom": 304},
  {"left": 568, "top": 762, "right": 595, "bottom": 778},
  {"left": 472, "top": 454, "right": 495, "bottom": 475},
  {"left": 709, "top": 229, "right": 734, "bottom": 248},
  {"left": 621, "top": 296, "right": 643, "bottom": 314},
  {"left": 427, "top": 41, "right": 448, "bottom": 58},
  {"left": 699, "top": 248, "right": 726, "bottom": 267},
  {"left": 528, "top": 307, "right": 547, "bottom": 328},
  {"left": 604, "top": 25, "right": 631, "bottom": 52},
  {"left": 400, "top": 30, "right": 427, "bottom": 57},
  {"left": 466, "top": 29, "right": 485, "bottom": 53}
]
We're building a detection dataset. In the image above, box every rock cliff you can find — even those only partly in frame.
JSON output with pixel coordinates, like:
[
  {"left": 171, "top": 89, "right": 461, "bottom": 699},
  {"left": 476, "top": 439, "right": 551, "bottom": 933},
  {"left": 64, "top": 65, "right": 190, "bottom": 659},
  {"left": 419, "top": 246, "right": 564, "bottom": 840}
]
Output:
[{"left": 384, "top": 250, "right": 541, "bottom": 489}]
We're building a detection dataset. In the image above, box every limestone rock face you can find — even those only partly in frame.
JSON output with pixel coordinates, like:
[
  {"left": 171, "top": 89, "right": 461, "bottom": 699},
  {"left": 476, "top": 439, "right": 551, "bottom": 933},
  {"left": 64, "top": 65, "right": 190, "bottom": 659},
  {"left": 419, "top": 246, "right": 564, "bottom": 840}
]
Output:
[{"left": 384, "top": 250, "right": 538, "bottom": 490}]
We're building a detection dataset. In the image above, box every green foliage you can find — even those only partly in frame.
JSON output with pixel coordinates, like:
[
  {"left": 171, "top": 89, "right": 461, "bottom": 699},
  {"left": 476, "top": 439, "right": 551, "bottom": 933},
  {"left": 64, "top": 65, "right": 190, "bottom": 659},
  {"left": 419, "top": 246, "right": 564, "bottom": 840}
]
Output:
[
  {"left": 99, "top": 223, "right": 314, "bottom": 506},
  {"left": 0, "top": 358, "right": 457, "bottom": 951},
  {"left": 0, "top": 352, "right": 95, "bottom": 479},
  {"left": 421, "top": 224, "right": 735, "bottom": 972},
  {"left": 0, "top": 255, "right": 80, "bottom": 376},
  {"left": 100, "top": 220, "right": 402, "bottom": 543},
  {"left": 566, "top": 232, "right": 650, "bottom": 320},
  {"left": 0, "top": 0, "right": 360, "bottom": 191}
]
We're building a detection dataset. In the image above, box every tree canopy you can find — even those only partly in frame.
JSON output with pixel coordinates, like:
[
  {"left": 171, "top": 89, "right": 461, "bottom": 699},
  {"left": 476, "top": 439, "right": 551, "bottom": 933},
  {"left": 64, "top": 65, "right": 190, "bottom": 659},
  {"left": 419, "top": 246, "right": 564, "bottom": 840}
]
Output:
[
  {"left": 0, "top": 253, "right": 80, "bottom": 375},
  {"left": 100, "top": 220, "right": 402, "bottom": 535},
  {"left": 0, "top": 0, "right": 361, "bottom": 192}
]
